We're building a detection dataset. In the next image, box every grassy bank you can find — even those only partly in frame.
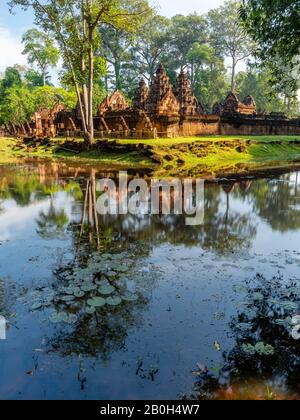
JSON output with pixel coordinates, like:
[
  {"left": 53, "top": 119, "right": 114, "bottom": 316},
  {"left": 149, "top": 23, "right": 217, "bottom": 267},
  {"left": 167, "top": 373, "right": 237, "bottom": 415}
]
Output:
[{"left": 2, "top": 135, "right": 300, "bottom": 177}]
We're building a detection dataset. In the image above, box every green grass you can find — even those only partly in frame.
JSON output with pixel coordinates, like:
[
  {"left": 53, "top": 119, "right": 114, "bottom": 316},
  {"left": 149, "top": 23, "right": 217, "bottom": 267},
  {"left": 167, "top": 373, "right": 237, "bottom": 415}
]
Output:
[
  {"left": 119, "top": 135, "right": 300, "bottom": 146},
  {"left": 2, "top": 135, "right": 300, "bottom": 177}
]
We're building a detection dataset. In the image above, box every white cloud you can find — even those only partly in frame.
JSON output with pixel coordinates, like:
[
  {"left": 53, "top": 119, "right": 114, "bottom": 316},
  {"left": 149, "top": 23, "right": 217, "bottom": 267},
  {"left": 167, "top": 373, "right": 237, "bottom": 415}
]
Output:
[{"left": 0, "top": 25, "right": 27, "bottom": 73}]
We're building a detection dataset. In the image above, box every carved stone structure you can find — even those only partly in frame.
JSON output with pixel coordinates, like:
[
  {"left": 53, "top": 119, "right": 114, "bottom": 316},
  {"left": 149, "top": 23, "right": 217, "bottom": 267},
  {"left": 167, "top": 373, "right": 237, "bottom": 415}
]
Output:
[
  {"left": 146, "top": 64, "right": 180, "bottom": 116},
  {"left": 30, "top": 103, "right": 68, "bottom": 137},
  {"left": 99, "top": 90, "right": 129, "bottom": 114},
  {"left": 133, "top": 78, "right": 149, "bottom": 110},
  {"left": 174, "top": 70, "right": 204, "bottom": 116},
  {"left": 3, "top": 64, "right": 300, "bottom": 139},
  {"left": 212, "top": 102, "right": 224, "bottom": 116},
  {"left": 221, "top": 92, "right": 257, "bottom": 116}
]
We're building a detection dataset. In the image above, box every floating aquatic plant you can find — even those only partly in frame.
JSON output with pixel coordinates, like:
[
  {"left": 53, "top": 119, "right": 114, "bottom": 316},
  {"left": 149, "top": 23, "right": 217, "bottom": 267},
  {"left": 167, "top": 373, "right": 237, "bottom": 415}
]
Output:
[
  {"left": 106, "top": 296, "right": 122, "bottom": 306},
  {"left": 98, "top": 285, "right": 116, "bottom": 295},
  {"left": 87, "top": 297, "right": 106, "bottom": 307},
  {"left": 241, "top": 342, "right": 275, "bottom": 356}
]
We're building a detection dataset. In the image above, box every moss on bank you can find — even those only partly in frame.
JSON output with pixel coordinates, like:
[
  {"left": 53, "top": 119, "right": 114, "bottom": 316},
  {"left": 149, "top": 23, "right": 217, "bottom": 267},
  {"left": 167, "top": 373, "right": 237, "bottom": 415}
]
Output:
[{"left": 2, "top": 135, "right": 300, "bottom": 177}]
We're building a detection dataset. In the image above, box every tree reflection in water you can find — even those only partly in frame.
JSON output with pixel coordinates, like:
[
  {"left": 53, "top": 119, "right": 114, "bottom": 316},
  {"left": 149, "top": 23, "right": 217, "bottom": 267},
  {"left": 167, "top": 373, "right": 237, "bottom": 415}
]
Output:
[
  {"left": 1, "top": 162, "right": 300, "bottom": 397},
  {"left": 191, "top": 273, "right": 300, "bottom": 400}
]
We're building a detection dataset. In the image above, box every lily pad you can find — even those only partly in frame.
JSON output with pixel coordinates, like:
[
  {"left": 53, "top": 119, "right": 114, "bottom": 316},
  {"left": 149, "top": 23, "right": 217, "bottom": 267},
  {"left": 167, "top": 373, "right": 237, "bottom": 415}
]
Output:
[
  {"left": 85, "top": 306, "right": 96, "bottom": 314},
  {"left": 60, "top": 295, "right": 75, "bottom": 302},
  {"left": 114, "top": 265, "right": 129, "bottom": 273},
  {"left": 106, "top": 296, "right": 122, "bottom": 306},
  {"left": 81, "top": 283, "right": 97, "bottom": 292},
  {"left": 74, "top": 290, "right": 85, "bottom": 298},
  {"left": 49, "top": 312, "right": 61, "bottom": 323},
  {"left": 64, "top": 286, "right": 78, "bottom": 295},
  {"left": 57, "top": 312, "right": 69, "bottom": 322},
  {"left": 275, "top": 317, "right": 292, "bottom": 327},
  {"left": 98, "top": 285, "right": 116, "bottom": 295},
  {"left": 122, "top": 293, "right": 138, "bottom": 302},
  {"left": 106, "top": 270, "right": 117, "bottom": 278},
  {"left": 31, "top": 302, "right": 44, "bottom": 311},
  {"left": 242, "top": 342, "right": 275, "bottom": 356},
  {"left": 87, "top": 297, "right": 106, "bottom": 307},
  {"left": 65, "top": 314, "right": 78, "bottom": 324}
]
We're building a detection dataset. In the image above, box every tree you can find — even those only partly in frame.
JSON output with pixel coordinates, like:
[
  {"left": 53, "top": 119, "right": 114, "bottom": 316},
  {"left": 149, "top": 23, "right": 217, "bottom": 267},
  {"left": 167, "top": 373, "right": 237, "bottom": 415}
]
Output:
[
  {"left": 240, "top": 1, "right": 300, "bottom": 116},
  {"left": 98, "top": 26, "right": 132, "bottom": 91},
  {"left": 0, "top": 66, "right": 22, "bottom": 90},
  {"left": 186, "top": 43, "right": 214, "bottom": 90},
  {"left": 9, "top": 0, "right": 151, "bottom": 147},
  {"left": 0, "top": 86, "right": 35, "bottom": 134},
  {"left": 166, "top": 14, "right": 208, "bottom": 75},
  {"left": 194, "top": 54, "right": 229, "bottom": 112},
  {"left": 130, "top": 14, "right": 170, "bottom": 82},
  {"left": 33, "top": 85, "right": 77, "bottom": 111},
  {"left": 22, "top": 28, "right": 59, "bottom": 86},
  {"left": 236, "top": 69, "right": 283, "bottom": 113},
  {"left": 0, "top": 65, "right": 78, "bottom": 131},
  {"left": 208, "top": 0, "right": 253, "bottom": 91},
  {"left": 240, "top": 0, "right": 300, "bottom": 92},
  {"left": 24, "top": 68, "right": 46, "bottom": 87}
]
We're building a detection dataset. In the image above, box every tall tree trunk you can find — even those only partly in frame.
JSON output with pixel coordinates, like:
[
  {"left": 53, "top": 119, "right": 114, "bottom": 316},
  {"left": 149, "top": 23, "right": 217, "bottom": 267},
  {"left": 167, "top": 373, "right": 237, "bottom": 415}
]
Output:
[
  {"left": 87, "top": 27, "right": 94, "bottom": 146},
  {"left": 191, "top": 63, "right": 195, "bottom": 90},
  {"left": 79, "top": 2, "right": 93, "bottom": 147},
  {"left": 231, "top": 58, "right": 236, "bottom": 92},
  {"left": 114, "top": 61, "right": 121, "bottom": 90}
]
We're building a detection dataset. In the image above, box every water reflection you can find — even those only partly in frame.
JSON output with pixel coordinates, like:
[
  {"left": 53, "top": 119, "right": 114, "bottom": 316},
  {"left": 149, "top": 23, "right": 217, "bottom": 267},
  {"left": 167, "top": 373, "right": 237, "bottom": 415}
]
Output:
[
  {"left": 1, "top": 161, "right": 300, "bottom": 399},
  {"left": 2, "top": 163, "right": 299, "bottom": 249},
  {"left": 192, "top": 273, "right": 300, "bottom": 400}
]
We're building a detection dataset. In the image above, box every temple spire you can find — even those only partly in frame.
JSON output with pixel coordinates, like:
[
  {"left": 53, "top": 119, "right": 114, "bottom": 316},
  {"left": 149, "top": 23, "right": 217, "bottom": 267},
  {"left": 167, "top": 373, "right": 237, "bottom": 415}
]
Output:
[
  {"left": 133, "top": 78, "right": 149, "bottom": 110},
  {"left": 174, "top": 70, "right": 204, "bottom": 116}
]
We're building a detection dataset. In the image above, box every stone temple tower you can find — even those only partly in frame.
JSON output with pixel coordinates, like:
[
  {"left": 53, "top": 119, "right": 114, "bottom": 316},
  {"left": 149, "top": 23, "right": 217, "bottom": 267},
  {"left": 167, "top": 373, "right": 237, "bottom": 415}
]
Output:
[
  {"left": 174, "top": 70, "right": 204, "bottom": 116},
  {"left": 146, "top": 64, "right": 180, "bottom": 115},
  {"left": 133, "top": 78, "right": 149, "bottom": 110}
]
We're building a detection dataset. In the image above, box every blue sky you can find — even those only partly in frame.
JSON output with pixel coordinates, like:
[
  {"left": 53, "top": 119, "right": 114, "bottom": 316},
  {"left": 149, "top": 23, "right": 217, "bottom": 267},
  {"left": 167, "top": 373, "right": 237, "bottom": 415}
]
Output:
[{"left": 0, "top": 0, "right": 225, "bottom": 77}]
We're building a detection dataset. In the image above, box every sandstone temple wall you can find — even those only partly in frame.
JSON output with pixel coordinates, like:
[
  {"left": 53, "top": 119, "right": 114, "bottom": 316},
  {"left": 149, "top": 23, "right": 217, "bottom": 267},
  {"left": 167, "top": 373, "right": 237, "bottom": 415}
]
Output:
[
  {"left": 2, "top": 64, "right": 300, "bottom": 140},
  {"left": 178, "top": 117, "right": 220, "bottom": 137},
  {"left": 220, "top": 118, "right": 300, "bottom": 136}
]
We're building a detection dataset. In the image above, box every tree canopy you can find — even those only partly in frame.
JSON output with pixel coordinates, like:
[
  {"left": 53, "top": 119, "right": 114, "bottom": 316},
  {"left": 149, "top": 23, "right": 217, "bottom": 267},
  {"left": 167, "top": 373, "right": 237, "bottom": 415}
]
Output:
[
  {"left": 8, "top": 0, "right": 151, "bottom": 145},
  {"left": 22, "top": 28, "right": 59, "bottom": 86},
  {"left": 1, "top": 0, "right": 299, "bottom": 134},
  {"left": 241, "top": 0, "right": 300, "bottom": 93}
]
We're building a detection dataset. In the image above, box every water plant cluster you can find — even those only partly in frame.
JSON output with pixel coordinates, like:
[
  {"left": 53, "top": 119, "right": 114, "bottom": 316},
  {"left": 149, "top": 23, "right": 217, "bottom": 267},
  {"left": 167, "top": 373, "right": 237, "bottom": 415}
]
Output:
[
  {"left": 192, "top": 273, "right": 300, "bottom": 400},
  {"left": 23, "top": 250, "right": 147, "bottom": 325}
]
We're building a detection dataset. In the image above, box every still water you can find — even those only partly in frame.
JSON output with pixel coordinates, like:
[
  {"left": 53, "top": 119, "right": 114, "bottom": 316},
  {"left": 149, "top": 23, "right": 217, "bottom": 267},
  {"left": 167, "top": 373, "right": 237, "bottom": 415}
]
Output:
[{"left": 0, "top": 160, "right": 300, "bottom": 400}]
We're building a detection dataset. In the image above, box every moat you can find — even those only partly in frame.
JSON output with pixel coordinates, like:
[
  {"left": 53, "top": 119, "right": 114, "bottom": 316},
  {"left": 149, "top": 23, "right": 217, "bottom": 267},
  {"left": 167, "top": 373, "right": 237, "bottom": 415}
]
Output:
[{"left": 0, "top": 159, "right": 300, "bottom": 400}]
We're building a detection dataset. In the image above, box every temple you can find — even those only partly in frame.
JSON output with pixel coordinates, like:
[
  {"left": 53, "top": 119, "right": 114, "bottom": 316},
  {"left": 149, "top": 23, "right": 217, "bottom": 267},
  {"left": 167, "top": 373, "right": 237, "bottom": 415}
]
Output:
[
  {"left": 3, "top": 64, "right": 300, "bottom": 138},
  {"left": 213, "top": 92, "right": 256, "bottom": 117}
]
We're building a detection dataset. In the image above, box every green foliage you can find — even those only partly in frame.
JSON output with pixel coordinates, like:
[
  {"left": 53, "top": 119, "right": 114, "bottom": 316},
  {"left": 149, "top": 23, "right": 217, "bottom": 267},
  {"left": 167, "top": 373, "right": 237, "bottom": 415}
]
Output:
[
  {"left": 167, "top": 14, "right": 208, "bottom": 71},
  {"left": 0, "top": 85, "right": 35, "bottom": 127},
  {"left": 236, "top": 70, "right": 282, "bottom": 113},
  {"left": 129, "top": 14, "right": 171, "bottom": 84},
  {"left": 22, "top": 28, "right": 59, "bottom": 85},
  {"left": 34, "top": 86, "right": 77, "bottom": 111},
  {"left": 24, "top": 69, "right": 45, "bottom": 87},
  {"left": 0, "top": 65, "right": 77, "bottom": 127},
  {"left": 4, "top": 0, "right": 299, "bottom": 127},
  {"left": 241, "top": 0, "right": 300, "bottom": 92},
  {"left": 1, "top": 66, "right": 22, "bottom": 90},
  {"left": 9, "top": 0, "right": 152, "bottom": 144},
  {"left": 208, "top": 0, "right": 253, "bottom": 91}
]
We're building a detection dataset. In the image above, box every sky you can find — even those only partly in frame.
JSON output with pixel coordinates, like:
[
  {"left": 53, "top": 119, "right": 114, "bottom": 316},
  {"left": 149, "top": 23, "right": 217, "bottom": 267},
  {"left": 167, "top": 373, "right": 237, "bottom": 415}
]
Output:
[{"left": 0, "top": 0, "right": 225, "bottom": 76}]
